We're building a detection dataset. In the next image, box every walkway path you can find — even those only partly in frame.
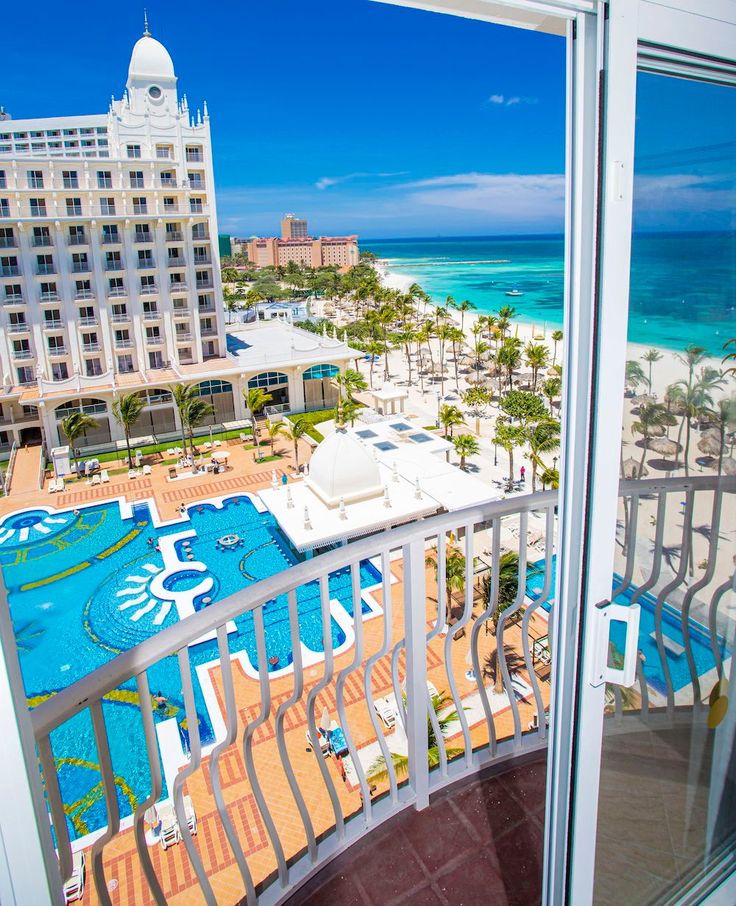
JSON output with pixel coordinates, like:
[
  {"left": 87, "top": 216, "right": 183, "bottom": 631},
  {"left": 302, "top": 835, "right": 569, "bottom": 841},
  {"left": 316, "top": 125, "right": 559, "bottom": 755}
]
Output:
[{"left": 6, "top": 445, "right": 42, "bottom": 496}]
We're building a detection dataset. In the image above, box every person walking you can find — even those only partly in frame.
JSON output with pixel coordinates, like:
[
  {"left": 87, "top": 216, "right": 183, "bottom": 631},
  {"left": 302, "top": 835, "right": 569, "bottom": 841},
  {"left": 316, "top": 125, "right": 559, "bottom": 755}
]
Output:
[{"left": 520, "top": 465, "right": 526, "bottom": 483}]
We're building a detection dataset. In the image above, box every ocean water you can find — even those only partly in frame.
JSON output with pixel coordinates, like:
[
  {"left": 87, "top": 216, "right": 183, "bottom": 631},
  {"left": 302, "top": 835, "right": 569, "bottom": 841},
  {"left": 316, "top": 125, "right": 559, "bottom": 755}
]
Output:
[{"left": 366, "top": 232, "right": 735, "bottom": 355}]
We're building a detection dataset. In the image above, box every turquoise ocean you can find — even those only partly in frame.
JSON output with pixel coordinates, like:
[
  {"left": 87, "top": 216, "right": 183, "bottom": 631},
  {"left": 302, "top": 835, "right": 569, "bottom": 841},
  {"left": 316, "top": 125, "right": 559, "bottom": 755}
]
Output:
[{"left": 365, "top": 233, "right": 735, "bottom": 355}]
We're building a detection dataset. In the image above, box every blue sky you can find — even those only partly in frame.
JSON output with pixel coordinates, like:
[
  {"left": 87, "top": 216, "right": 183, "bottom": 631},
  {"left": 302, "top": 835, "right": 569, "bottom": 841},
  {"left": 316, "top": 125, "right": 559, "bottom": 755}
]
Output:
[{"left": 2, "top": 1, "right": 734, "bottom": 238}]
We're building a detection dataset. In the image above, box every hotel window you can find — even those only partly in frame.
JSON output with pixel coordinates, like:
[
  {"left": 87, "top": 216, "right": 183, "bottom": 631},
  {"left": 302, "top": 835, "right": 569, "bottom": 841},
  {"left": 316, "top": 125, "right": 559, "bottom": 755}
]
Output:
[
  {"left": 193, "top": 246, "right": 208, "bottom": 263},
  {"left": 102, "top": 224, "right": 119, "bottom": 244},
  {"left": 100, "top": 198, "right": 115, "bottom": 215},
  {"left": 187, "top": 172, "right": 203, "bottom": 188},
  {"left": 13, "top": 339, "right": 31, "bottom": 356},
  {"left": 31, "top": 226, "right": 50, "bottom": 247},
  {"left": 65, "top": 198, "right": 82, "bottom": 216},
  {"left": 85, "top": 359, "right": 103, "bottom": 377},
  {"left": 168, "top": 247, "right": 183, "bottom": 263},
  {"left": 142, "top": 300, "right": 158, "bottom": 316},
  {"left": 68, "top": 225, "right": 86, "bottom": 245},
  {"left": 44, "top": 309, "right": 61, "bottom": 325},
  {"left": 17, "top": 366, "right": 34, "bottom": 384},
  {"left": 36, "top": 254, "right": 54, "bottom": 275},
  {"left": 132, "top": 197, "right": 147, "bottom": 214},
  {"left": 185, "top": 146, "right": 203, "bottom": 162},
  {"left": 71, "top": 253, "right": 89, "bottom": 273},
  {"left": 78, "top": 306, "right": 94, "bottom": 322},
  {"left": 165, "top": 222, "right": 181, "bottom": 239},
  {"left": 47, "top": 130, "right": 60, "bottom": 137},
  {"left": 126, "top": 144, "right": 141, "bottom": 159},
  {"left": 51, "top": 362, "right": 69, "bottom": 381},
  {"left": 40, "top": 282, "right": 57, "bottom": 299},
  {"left": 82, "top": 332, "right": 98, "bottom": 351},
  {"left": 155, "top": 145, "right": 172, "bottom": 159},
  {"left": 111, "top": 304, "right": 128, "bottom": 320},
  {"left": 178, "top": 347, "right": 192, "bottom": 362},
  {"left": 148, "top": 351, "right": 164, "bottom": 369},
  {"left": 189, "top": 198, "right": 203, "bottom": 213},
  {"left": 62, "top": 170, "right": 78, "bottom": 189},
  {"left": 114, "top": 330, "right": 130, "bottom": 346},
  {"left": 27, "top": 170, "right": 44, "bottom": 189},
  {"left": 75, "top": 280, "right": 92, "bottom": 298},
  {"left": 192, "top": 223, "right": 207, "bottom": 240},
  {"left": 117, "top": 354, "right": 134, "bottom": 373},
  {"left": 62, "top": 129, "right": 76, "bottom": 136},
  {"left": 170, "top": 272, "right": 185, "bottom": 288},
  {"left": 63, "top": 141, "right": 78, "bottom": 149},
  {"left": 48, "top": 336, "right": 65, "bottom": 354},
  {"left": 9, "top": 312, "right": 27, "bottom": 329},
  {"left": 129, "top": 170, "right": 145, "bottom": 189},
  {"left": 97, "top": 170, "right": 112, "bottom": 189},
  {"left": 108, "top": 277, "right": 124, "bottom": 295},
  {"left": 134, "top": 224, "right": 151, "bottom": 243},
  {"left": 140, "top": 275, "right": 156, "bottom": 293},
  {"left": 30, "top": 198, "right": 47, "bottom": 217},
  {"left": 105, "top": 251, "right": 122, "bottom": 270},
  {"left": 5, "top": 284, "right": 22, "bottom": 301},
  {"left": 0, "top": 199, "right": 9, "bottom": 218},
  {"left": 137, "top": 250, "right": 154, "bottom": 269},
  {"left": 0, "top": 227, "right": 14, "bottom": 248},
  {"left": 96, "top": 127, "right": 107, "bottom": 135},
  {"left": 0, "top": 171, "right": 6, "bottom": 189}
]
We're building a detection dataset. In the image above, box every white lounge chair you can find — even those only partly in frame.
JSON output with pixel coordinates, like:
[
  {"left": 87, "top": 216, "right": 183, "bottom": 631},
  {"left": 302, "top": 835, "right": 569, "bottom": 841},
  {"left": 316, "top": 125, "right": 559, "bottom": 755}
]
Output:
[
  {"left": 101, "top": 469, "right": 110, "bottom": 483},
  {"left": 91, "top": 474, "right": 101, "bottom": 486},
  {"left": 143, "top": 464, "right": 152, "bottom": 476},
  {"left": 48, "top": 479, "right": 57, "bottom": 493},
  {"left": 306, "top": 727, "right": 330, "bottom": 755},
  {"left": 373, "top": 697, "right": 396, "bottom": 729},
  {"left": 156, "top": 801, "right": 180, "bottom": 850},
  {"left": 213, "top": 439, "right": 222, "bottom": 447},
  {"left": 57, "top": 477, "right": 65, "bottom": 492},
  {"left": 183, "top": 794, "right": 197, "bottom": 835},
  {"left": 239, "top": 432, "right": 247, "bottom": 442},
  {"left": 62, "top": 850, "right": 86, "bottom": 903},
  {"left": 203, "top": 441, "right": 212, "bottom": 449},
  {"left": 128, "top": 469, "right": 138, "bottom": 479}
]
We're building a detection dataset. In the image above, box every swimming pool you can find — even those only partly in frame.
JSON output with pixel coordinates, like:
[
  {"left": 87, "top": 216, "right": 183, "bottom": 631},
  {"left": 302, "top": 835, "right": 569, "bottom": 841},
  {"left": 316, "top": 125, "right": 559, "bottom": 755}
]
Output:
[
  {"left": 0, "top": 495, "right": 382, "bottom": 840},
  {"left": 526, "top": 557, "right": 728, "bottom": 694}
]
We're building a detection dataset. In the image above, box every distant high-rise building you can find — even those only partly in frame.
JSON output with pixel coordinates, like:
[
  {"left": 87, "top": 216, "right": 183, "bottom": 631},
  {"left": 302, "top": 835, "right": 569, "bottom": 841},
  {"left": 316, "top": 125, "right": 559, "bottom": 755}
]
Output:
[{"left": 281, "top": 213, "right": 309, "bottom": 240}]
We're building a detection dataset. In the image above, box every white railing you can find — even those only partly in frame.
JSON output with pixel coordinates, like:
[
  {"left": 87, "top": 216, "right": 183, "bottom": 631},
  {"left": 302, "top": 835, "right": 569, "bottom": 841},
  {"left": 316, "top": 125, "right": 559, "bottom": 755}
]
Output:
[
  {"left": 15, "top": 474, "right": 735, "bottom": 904},
  {"left": 27, "top": 491, "right": 558, "bottom": 905},
  {"left": 37, "top": 447, "right": 46, "bottom": 491},
  {"left": 2, "top": 440, "right": 18, "bottom": 493}
]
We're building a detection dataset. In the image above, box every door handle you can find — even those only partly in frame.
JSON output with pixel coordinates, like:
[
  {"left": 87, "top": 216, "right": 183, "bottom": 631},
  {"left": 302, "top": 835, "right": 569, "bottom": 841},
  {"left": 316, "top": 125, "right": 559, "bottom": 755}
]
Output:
[{"left": 588, "top": 599, "right": 641, "bottom": 688}]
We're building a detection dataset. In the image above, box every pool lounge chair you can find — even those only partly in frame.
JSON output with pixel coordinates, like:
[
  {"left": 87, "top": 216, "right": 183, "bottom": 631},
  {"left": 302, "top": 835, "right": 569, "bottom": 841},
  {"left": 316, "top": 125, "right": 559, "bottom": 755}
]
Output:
[
  {"left": 91, "top": 474, "right": 101, "bottom": 486},
  {"left": 183, "top": 795, "right": 197, "bottom": 836},
  {"left": 373, "top": 697, "right": 396, "bottom": 729},
  {"left": 57, "top": 477, "right": 65, "bottom": 492},
  {"left": 143, "top": 464, "right": 152, "bottom": 476},
  {"left": 48, "top": 479, "right": 57, "bottom": 493},
  {"left": 306, "top": 727, "right": 330, "bottom": 755},
  {"left": 100, "top": 469, "right": 109, "bottom": 483},
  {"left": 62, "top": 850, "right": 86, "bottom": 903},
  {"left": 128, "top": 469, "right": 138, "bottom": 479},
  {"left": 156, "top": 801, "right": 180, "bottom": 850}
]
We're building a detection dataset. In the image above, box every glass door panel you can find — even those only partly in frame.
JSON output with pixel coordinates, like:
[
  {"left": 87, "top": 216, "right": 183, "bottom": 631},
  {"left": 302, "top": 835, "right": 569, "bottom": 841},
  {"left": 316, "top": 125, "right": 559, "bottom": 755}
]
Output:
[{"left": 592, "top": 72, "right": 736, "bottom": 905}]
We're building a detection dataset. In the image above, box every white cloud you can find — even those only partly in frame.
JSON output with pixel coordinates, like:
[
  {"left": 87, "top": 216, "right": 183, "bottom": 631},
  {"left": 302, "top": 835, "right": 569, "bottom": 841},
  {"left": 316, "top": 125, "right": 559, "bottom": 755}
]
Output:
[
  {"left": 315, "top": 171, "right": 409, "bottom": 190},
  {"left": 488, "top": 94, "right": 538, "bottom": 107}
]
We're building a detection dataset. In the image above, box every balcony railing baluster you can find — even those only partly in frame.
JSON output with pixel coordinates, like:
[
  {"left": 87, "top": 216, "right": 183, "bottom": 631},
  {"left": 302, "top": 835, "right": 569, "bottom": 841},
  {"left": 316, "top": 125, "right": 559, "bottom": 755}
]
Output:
[{"left": 89, "top": 700, "right": 121, "bottom": 898}]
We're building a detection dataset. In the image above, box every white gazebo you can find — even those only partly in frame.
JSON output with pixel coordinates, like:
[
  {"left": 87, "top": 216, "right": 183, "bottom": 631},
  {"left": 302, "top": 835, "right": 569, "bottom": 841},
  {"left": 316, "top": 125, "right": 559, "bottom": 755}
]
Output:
[{"left": 367, "top": 381, "right": 409, "bottom": 415}]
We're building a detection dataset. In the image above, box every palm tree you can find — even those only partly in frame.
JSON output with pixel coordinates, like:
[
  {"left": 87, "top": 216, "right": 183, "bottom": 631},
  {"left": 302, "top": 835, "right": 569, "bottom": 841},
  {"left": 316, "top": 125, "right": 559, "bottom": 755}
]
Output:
[
  {"left": 426, "top": 545, "right": 466, "bottom": 625},
  {"left": 453, "top": 434, "right": 480, "bottom": 471},
  {"left": 172, "top": 383, "right": 197, "bottom": 455},
  {"left": 710, "top": 398, "right": 736, "bottom": 473},
  {"left": 641, "top": 348, "right": 663, "bottom": 391},
  {"left": 625, "top": 360, "right": 648, "bottom": 395},
  {"left": 285, "top": 416, "right": 309, "bottom": 471},
  {"left": 366, "top": 690, "right": 462, "bottom": 784},
  {"left": 480, "top": 550, "right": 523, "bottom": 636},
  {"left": 461, "top": 386, "right": 492, "bottom": 435},
  {"left": 244, "top": 387, "right": 273, "bottom": 459},
  {"left": 541, "top": 376, "right": 562, "bottom": 415},
  {"left": 484, "top": 645, "right": 528, "bottom": 695},
  {"left": 524, "top": 342, "right": 549, "bottom": 391},
  {"left": 631, "top": 402, "right": 676, "bottom": 475},
  {"left": 266, "top": 421, "right": 287, "bottom": 456},
  {"left": 447, "top": 325, "right": 465, "bottom": 392},
  {"left": 59, "top": 411, "right": 99, "bottom": 477},
  {"left": 497, "top": 338, "right": 522, "bottom": 391},
  {"left": 111, "top": 392, "right": 146, "bottom": 468},
  {"left": 438, "top": 404, "right": 465, "bottom": 439},
  {"left": 669, "top": 367, "right": 724, "bottom": 475},
  {"left": 551, "top": 329, "right": 563, "bottom": 368},
  {"left": 493, "top": 417, "right": 526, "bottom": 488},
  {"left": 722, "top": 338, "right": 736, "bottom": 376},
  {"left": 455, "top": 299, "right": 476, "bottom": 334},
  {"left": 183, "top": 397, "right": 215, "bottom": 453},
  {"left": 363, "top": 339, "right": 383, "bottom": 389},
  {"left": 526, "top": 418, "right": 561, "bottom": 491}
]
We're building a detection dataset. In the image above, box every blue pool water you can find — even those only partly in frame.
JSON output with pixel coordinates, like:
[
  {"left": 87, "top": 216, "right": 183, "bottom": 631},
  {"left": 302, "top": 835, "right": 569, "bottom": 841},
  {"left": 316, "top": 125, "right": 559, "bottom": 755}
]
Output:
[
  {"left": 526, "top": 557, "right": 728, "bottom": 695},
  {"left": 0, "top": 496, "right": 381, "bottom": 840}
]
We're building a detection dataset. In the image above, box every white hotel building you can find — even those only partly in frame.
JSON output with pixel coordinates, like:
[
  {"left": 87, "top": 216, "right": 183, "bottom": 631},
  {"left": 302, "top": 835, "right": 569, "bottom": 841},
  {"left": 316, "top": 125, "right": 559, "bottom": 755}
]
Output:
[{"left": 0, "top": 28, "right": 354, "bottom": 453}]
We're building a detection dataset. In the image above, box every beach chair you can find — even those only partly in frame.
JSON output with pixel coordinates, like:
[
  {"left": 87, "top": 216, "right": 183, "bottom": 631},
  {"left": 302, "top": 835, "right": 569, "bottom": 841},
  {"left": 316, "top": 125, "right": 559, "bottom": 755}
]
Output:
[
  {"left": 183, "top": 795, "right": 197, "bottom": 836},
  {"left": 91, "top": 474, "right": 101, "bottom": 487},
  {"left": 62, "top": 850, "right": 86, "bottom": 903},
  {"left": 101, "top": 469, "right": 109, "bottom": 483},
  {"left": 203, "top": 441, "right": 212, "bottom": 449},
  {"left": 156, "top": 801, "right": 180, "bottom": 850},
  {"left": 166, "top": 448, "right": 176, "bottom": 457},
  {"left": 239, "top": 432, "right": 247, "bottom": 442},
  {"left": 143, "top": 464, "right": 152, "bottom": 476},
  {"left": 48, "top": 479, "right": 57, "bottom": 493},
  {"left": 213, "top": 439, "right": 222, "bottom": 447},
  {"left": 57, "top": 477, "right": 65, "bottom": 492},
  {"left": 306, "top": 727, "right": 330, "bottom": 756},
  {"left": 128, "top": 469, "right": 138, "bottom": 479},
  {"left": 372, "top": 697, "right": 396, "bottom": 729}
]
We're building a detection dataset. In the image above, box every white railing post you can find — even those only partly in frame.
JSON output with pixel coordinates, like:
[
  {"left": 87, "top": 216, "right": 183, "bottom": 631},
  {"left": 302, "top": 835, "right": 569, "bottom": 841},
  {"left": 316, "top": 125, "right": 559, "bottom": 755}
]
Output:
[{"left": 403, "top": 537, "right": 430, "bottom": 811}]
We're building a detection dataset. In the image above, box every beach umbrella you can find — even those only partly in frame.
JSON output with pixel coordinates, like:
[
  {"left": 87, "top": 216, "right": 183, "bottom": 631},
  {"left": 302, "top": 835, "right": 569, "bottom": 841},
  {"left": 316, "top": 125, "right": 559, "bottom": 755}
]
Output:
[
  {"left": 211, "top": 450, "right": 230, "bottom": 461},
  {"left": 649, "top": 437, "right": 680, "bottom": 457},
  {"left": 697, "top": 435, "right": 722, "bottom": 457},
  {"left": 702, "top": 427, "right": 721, "bottom": 440},
  {"left": 632, "top": 394, "right": 656, "bottom": 408},
  {"left": 721, "top": 458, "right": 736, "bottom": 476},
  {"left": 622, "top": 457, "right": 648, "bottom": 479}
]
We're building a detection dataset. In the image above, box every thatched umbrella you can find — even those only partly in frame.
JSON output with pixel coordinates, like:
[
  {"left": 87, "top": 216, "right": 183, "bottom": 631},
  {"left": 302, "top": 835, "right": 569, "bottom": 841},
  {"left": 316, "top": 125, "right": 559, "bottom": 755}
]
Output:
[
  {"left": 649, "top": 437, "right": 681, "bottom": 457},
  {"left": 646, "top": 424, "right": 667, "bottom": 438},
  {"left": 622, "top": 457, "right": 648, "bottom": 479},
  {"left": 632, "top": 394, "right": 656, "bottom": 408},
  {"left": 698, "top": 435, "right": 722, "bottom": 457},
  {"left": 721, "top": 457, "right": 736, "bottom": 476},
  {"left": 702, "top": 427, "right": 721, "bottom": 441}
]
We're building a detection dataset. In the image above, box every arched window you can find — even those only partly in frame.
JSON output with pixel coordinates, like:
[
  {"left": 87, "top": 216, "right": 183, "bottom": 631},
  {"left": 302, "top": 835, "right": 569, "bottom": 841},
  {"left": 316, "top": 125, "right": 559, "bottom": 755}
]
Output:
[
  {"left": 55, "top": 398, "right": 111, "bottom": 445},
  {"left": 195, "top": 379, "right": 232, "bottom": 396},
  {"left": 194, "top": 379, "right": 235, "bottom": 424},
  {"left": 55, "top": 397, "right": 107, "bottom": 416},
  {"left": 135, "top": 388, "right": 176, "bottom": 434},
  {"left": 136, "top": 388, "right": 172, "bottom": 406},
  {"left": 248, "top": 371, "right": 288, "bottom": 389},
  {"left": 303, "top": 363, "right": 339, "bottom": 381}
]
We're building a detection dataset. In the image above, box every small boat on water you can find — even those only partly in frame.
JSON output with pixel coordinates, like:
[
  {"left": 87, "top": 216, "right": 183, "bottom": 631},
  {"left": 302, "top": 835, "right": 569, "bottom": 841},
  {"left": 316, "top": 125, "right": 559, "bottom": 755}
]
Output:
[{"left": 505, "top": 289, "right": 524, "bottom": 297}]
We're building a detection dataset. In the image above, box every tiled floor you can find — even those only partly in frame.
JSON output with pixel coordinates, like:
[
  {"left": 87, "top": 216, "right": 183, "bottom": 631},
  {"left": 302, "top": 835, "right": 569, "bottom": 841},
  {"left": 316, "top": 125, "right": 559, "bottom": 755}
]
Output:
[{"left": 287, "top": 756, "right": 547, "bottom": 906}]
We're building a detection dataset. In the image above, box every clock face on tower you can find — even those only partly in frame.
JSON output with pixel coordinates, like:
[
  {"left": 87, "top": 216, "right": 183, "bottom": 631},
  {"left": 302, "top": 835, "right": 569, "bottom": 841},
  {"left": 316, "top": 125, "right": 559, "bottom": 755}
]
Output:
[{"left": 148, "top": 85, "right": 163, "bottom": 101}]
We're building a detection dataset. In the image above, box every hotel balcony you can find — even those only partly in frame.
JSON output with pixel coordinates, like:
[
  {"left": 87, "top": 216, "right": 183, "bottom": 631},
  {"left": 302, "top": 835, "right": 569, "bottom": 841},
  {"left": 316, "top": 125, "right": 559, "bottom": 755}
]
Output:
[
  {"left": 175, "top": 331, "right": 193, "bottom": 342},
  {"left": 1, "top": 264, "right": 20, "bottom": 277},
  {"left": 113, "top": 338, "right": 133, "bottom": 349},
  {"left": 186, "top": 150, "right": 204, "bottom": 162},
  {"left": 140, "top": 284, "right": 159, "bottom": 295},
  {"left": 167, "top": 256, "right": 186, "bottom": 267},
  {"left": 134, "top": 233, "right": 153, "bottom": 244},
  {"left": 107, "top": 286, "right": 127, "bottom": 298},
  {"left": 3, "top": 292, "right": 24, "bottom": 304},
  {"left": 78, "top": 316, "right": 98, "bottom": 327},
  {"left": 194, "top": 255, "right": 212, "bottom": 266},
  {"left": 196, "top": 278, "right": 214, "bottom": 290},
  {"left": 46, "top": 346, "right": 67, "bottom": 357},
  {"left": 74, "top": 288, "right": 95, "bottom": 300},
  {"left": 142, "top": 311, "right": 161, "bottom": 321},
  {"left": 160, "top": 177, "right": 177, "bottom": 188},
  {"left": 42, "top": 319, "right": 63, "bottom": 330},
  {"left": 35, "top": 264, "right": 55, "bottom": 276},
  {"left": 138, "top": 259, "right": 156, "bottom": 269},
  {"left": 39, "top": 290, "right": 59, "bottom": 302},
  {"left": 145, "top": 335, "right": 164, "bottom": 346},
  {"left": 172, "top": 306, "right": 190, "bottom": 316},
  {"left": 0, "top": 236, "right": 16, "bottom": 249},
  {"left": 110, "top": 313, "right": 130, "bottom": 323},
  {"left": 105, "top": 260, "right": 125, "bottom": 271},
  {"left": 81, "top": 342, "right": 101, "bottom": 353},
  {"left": 165, "top": 230, "right": 184, "bottom": 242},
  {"left": 198, "top": 302, "right": 216, "bottom": 313},
  {"left": 200, "top": 326, "right": 218, "bottom": 336},
  {"left": 71, "top": 262, "right": 90, "bottom": 273},
  {"left": 67, "top": 234, "right": 88, "bottom": 246},
  {"left": 7, "top": 322, "right": 29, "bottom": 334},
  {"left": 170, "top": 282, "right": 188, "bottom": 293},
  {"left": 14, "top": 476, "right": 733, "bottom": 906},
  {"left": 132, "top": 203, "right": 149, "bottom": 215},
  {"left": 11, "top": 349, "right": 34, "bottom": 360},
  {"left": 101, "top": 233, "right": 121, "bottom": 244},
  {"left": 31, "top": 234, "right": 53, "bottom": 247}
]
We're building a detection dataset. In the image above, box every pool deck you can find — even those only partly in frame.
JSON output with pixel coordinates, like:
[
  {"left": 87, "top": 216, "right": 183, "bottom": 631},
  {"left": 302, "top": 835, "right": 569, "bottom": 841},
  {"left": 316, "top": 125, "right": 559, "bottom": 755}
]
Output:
[
  {"left": 35, "top": 556, "right": 552, "bottom": 906},
  {"left": 0, "top": 436, "right": 312, "bottom": 524}
]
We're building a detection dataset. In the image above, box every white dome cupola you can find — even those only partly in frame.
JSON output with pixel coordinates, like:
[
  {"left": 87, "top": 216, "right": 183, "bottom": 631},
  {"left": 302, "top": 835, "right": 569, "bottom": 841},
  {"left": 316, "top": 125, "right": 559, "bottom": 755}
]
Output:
[
  {"left": 125, "top": 15, "right": 178, "bottom": 115},
  {"left": 306, "top": 430, "right": 383, "bottom": 508}
]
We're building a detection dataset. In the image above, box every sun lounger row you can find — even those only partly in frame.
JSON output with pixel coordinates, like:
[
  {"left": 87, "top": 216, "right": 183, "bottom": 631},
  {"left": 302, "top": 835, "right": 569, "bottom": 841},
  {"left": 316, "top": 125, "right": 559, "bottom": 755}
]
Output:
[
  {"left": 48, "top": 477, "right": 65, "bottom": 493},
  {"left": 127, "top": 465, "right": 152, "bottom": 479},
  {"left": 156, "top": 796, "right": 197, "bottom": 850}
]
